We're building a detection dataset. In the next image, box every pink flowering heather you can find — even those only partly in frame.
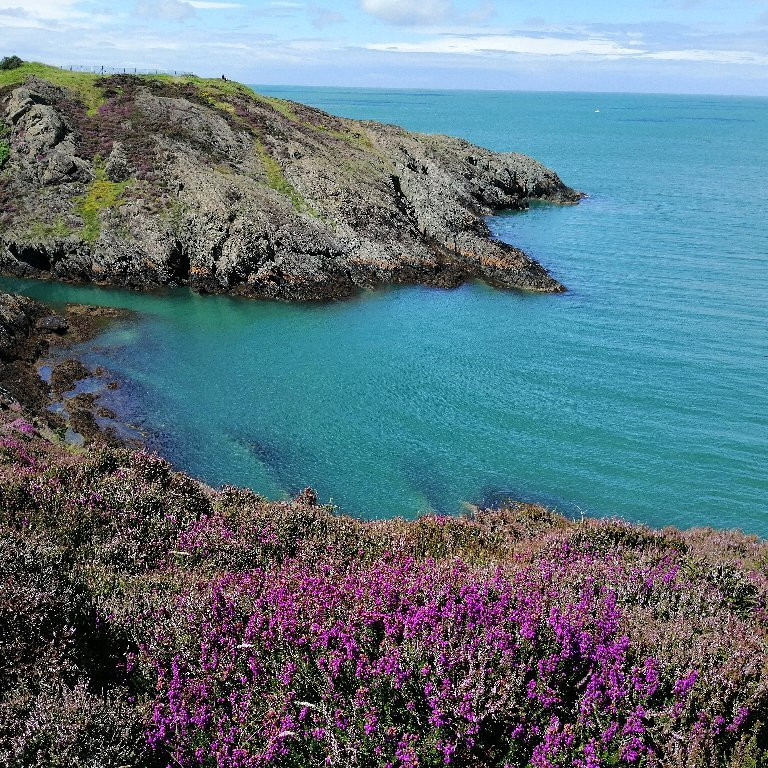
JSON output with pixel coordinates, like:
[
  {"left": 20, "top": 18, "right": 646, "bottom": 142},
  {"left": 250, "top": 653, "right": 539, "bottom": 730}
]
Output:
[
  {"left": 8, "top": 418, "right": 36, "bottom": 436},
  {"left": 0, "top": 433, "right": 766, "bottom": 767},
  {"left": 142, "top": 538, "right": 768, "bottom": 768}
]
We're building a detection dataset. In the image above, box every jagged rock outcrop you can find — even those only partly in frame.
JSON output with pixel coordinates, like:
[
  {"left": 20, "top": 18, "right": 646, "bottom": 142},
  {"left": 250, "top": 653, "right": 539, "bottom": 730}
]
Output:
[
  {"left": 0, "top": 71, "right": 582, "bottom": 300},
  {"left": 0, "top": 291, "right": 49, "bottom": 410},
  {"left": 0, "top": 292, "right": 46, "bottom": 360}
]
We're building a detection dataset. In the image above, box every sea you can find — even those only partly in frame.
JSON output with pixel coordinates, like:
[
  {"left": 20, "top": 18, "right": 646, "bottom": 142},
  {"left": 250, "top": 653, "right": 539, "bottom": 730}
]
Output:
[{"left": 2, "top": 88, "right": 767, "bottom": 534}]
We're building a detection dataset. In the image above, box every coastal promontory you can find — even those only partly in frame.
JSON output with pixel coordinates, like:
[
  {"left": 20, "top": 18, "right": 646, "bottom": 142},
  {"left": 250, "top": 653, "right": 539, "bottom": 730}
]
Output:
[{"left": 0, "top": 63, "right": 580, "bottom": 300}]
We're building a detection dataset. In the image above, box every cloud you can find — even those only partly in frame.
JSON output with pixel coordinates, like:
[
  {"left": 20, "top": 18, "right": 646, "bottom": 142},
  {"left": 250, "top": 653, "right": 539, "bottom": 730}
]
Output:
[
  {"left": 646, "top": 49, "right": 768, "bottom": 65},
  {"left": 134, "top": 0, "right": 194, "bottom": 20},
  {"left": 360, "top": 0, "right": 455, "bottom": 26},
  {"left": 0, "top": 6, "right": 29, "bottom": 17},
  {"left": 1, "top": 0, "right": 81, "bottom": 20},
  {"left": 368, "top": 34, "right": 647, "bottom": 57}
]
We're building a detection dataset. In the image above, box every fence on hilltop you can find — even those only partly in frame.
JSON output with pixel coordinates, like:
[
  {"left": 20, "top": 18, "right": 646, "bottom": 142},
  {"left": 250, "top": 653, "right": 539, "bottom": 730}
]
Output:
[{"left": 62, "top": 65, "right": 195, "bottom": 76}]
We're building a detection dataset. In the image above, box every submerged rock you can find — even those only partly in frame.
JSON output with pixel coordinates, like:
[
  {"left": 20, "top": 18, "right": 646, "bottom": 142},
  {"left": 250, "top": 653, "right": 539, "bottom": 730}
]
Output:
[
  {"left": 0, "top": 67, "right": 582, "bottom": 301},
  {"left": 35, "top": 314, "right": 68, "bottom": 333}
]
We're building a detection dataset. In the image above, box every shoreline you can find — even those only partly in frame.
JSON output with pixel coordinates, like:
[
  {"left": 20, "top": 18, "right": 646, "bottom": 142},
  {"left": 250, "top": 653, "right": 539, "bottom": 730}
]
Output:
[
  {"left": 1, "top": 287, "right": 767, "bottom": 768},
  {"left": 0, "top": 285, "right": 757, "bottom": 538},
  {"left": 0, "top": 292, "right": 142, "bottom": 448}
]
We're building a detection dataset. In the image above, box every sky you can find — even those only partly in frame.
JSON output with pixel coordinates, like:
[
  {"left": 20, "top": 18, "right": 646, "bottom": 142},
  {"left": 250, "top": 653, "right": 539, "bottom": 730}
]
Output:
[{"left": 2, "top": 0, "right": 768, "bottom": 95}]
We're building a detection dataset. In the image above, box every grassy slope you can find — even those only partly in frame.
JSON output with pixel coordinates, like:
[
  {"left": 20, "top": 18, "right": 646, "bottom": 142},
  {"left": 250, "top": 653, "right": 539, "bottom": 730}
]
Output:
[{"left": 0, "top": 61, "right": 296, "bottom": 117}]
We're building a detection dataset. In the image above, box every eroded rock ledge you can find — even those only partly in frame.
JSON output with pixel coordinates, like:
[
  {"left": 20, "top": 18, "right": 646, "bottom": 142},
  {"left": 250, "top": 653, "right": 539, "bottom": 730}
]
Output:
[{"left": 0, "top": 68, "right": 581, "bottom": 300}]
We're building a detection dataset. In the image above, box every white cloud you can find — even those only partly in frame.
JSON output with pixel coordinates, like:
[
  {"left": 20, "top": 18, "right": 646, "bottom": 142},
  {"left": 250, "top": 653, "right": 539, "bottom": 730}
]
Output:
[
  {"left": 646, "top": 49, "right": 768, "bottom": 65},
  {"left": 360, "top": 0, "right": 455, "bottom": 26},
  {"left": 0, "top": 6, "right": 29, "bottom": 17},
  {"left": 17, "top": 0, "right": 76, "bottom": 14},
  {"left": 1, "top": 0, "right": 80, "bottom": 20},
  {"left": 368, "top": 34, "right": 647, "bottom": 57},
  {"left": 366, "top": 30, "right": 768, "bottom": 67}
]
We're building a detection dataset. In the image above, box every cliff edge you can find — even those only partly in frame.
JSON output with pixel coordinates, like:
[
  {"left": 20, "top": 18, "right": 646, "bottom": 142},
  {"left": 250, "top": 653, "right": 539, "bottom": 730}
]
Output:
[{"left": 0, "top": 64, "right": 581, "bottom": 300}]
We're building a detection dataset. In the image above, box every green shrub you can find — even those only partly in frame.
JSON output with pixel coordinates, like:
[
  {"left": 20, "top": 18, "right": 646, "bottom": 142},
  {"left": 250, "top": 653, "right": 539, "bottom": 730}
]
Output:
[
  {"left": 75, "top": 165, "right": 130, "bottom": 242},
  {"left": 0, "top": 56, "right": 22, "bottom": 71}
]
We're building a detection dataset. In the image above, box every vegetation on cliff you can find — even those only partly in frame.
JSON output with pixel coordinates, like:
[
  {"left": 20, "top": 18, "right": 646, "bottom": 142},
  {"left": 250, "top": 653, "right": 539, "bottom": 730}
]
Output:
[
  {"left": 0, "top": 62, "right": 580, "bottom": 300},
  {"left": 0, "top": 413, "right": 766, "bottom": 767}
]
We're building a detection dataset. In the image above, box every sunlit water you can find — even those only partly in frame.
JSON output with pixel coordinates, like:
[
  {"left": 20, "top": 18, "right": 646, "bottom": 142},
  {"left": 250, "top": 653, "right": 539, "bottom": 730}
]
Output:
[{"left": 3, "top": 89, "right": 767, "bottom": 533}]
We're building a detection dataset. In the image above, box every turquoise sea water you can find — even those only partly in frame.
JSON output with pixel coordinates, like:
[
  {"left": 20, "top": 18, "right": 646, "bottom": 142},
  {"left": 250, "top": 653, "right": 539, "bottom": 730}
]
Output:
[{"left": 2, "top": 89, "right": 767, "bottom": 533}]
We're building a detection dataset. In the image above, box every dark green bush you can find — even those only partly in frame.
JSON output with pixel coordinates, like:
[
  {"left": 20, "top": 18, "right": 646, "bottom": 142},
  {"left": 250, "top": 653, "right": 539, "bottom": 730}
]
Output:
[{"left": 0, "top": 56, "right": 22, "bottom": 71}]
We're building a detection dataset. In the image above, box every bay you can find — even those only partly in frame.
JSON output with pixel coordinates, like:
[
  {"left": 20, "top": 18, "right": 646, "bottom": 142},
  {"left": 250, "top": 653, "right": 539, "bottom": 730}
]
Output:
[{"left": 3, "top": 88, "right": 766, "bottom": 532}]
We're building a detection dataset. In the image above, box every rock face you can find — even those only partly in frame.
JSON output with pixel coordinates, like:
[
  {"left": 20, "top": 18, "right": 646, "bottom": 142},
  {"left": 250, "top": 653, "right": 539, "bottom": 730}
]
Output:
[
  {"left": 0, "top": 292, "right": 46, "bottom": 361},
  {"left": 0, "top": 291, "right": 48, "bottom": 410},
  {"left": 0, "top": 72, "right": 582, "bottom": 300}
]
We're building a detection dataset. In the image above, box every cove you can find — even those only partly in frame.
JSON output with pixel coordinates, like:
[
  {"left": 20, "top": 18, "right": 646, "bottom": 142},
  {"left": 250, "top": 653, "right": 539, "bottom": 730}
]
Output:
[{"left": 1, "top": 89, "right": 767, "bottom": 534}]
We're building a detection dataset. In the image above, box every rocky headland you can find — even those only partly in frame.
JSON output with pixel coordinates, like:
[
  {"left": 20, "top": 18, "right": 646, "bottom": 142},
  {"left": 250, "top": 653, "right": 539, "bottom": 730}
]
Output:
[{"left": 0, "top": 63, "right": 581, "bottom": 301}]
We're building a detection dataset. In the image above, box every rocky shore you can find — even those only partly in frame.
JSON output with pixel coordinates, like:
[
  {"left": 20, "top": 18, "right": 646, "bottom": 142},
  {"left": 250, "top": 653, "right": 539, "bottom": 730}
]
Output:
[
  {"left": 0, "top": 290, "right": 131, "bottom": 444},
  {"left": 0, "top": 63, "right": 581, "bottom": 301}
]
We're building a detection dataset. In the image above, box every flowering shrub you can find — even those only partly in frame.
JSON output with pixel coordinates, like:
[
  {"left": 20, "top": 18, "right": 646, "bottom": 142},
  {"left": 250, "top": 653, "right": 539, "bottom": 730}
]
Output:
[
  {"left": 8, "top": 417, "right": 36, "bottom": 435},
  {"left": 142, "top": 546, "right": 767, "bottom": 768},
  {"left": 0, "top": 423, "right": 766, "bottom": 767}
]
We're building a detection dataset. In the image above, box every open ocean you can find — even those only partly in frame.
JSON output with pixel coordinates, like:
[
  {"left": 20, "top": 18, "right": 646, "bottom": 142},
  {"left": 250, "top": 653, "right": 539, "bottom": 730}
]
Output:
[{"left": 2, "top": 88, "right": 766, "bottom": 533}]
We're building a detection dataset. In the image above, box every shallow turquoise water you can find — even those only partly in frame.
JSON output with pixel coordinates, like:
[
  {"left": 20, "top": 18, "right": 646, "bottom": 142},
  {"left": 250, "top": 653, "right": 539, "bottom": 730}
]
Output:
[{"left": 3, "top": 89, "right": 767, "bottom": 533}]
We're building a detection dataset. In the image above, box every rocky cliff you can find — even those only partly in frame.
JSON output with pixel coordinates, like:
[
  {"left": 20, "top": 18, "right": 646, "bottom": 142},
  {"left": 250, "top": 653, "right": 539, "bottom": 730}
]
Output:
[{"left": 0, "top": 64, "right": 581, "bottom": 300}]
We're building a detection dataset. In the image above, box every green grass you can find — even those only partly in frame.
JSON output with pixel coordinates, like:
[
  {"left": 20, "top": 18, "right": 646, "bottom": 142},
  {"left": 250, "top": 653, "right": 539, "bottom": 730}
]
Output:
[
  {"left": 76, "top": 165, "right": 130, "bottom": 242},
  {"left": 308, "top": 123, "right": 375, "bottom": 150},
  {"left": 0, "top": 62, "right": 106, "bottom": 113},
  {"left": 261, "top": 96, "right": 300, "bottom": 121},
  {"left": 19, "top": 217, "right": 74, "bottom": 241},
  {"left": 254, "top": 139, "right": 308, "bottom": 213}
]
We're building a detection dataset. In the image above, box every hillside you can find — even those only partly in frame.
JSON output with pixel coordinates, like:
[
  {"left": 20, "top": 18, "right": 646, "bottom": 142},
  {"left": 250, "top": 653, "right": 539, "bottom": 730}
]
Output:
[
  {"left": 0, "top": 63, "right": 580, "bottom": 301},
  {"left": 0, "top": 289, "right": 766, "bottom": 767}
]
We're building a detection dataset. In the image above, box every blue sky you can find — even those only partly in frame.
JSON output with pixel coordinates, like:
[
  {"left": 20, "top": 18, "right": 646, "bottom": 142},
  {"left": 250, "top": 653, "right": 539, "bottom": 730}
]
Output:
[{"left": 3, "top": 0, "right": 768, "bottom": 94}]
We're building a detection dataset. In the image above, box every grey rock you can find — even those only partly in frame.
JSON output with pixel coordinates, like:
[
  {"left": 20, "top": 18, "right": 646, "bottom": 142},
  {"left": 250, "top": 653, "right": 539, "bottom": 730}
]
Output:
[
  {"left": 43, "top": 140, "right": 91, "bottom": 185},
  {"left": 23, "top": 104, "right": 66, "bottom": 155},
  {"left": 0, "top": 75, "right": 583, "bottom": 300},
  {"left": 35, "top": 314, "right": 69, "bottom": 333},
  {"left": 105, "top": 141, "right": 131, "bottom": 183}
]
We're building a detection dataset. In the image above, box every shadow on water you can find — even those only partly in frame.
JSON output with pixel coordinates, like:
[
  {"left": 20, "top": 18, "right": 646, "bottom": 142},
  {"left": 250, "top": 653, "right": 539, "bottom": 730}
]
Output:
[
  {"left": 230, "top": 432, "right": 308, "bottom": 497},
  {"left": 401, "top": 456, "right": 457, "bottom": 517}
]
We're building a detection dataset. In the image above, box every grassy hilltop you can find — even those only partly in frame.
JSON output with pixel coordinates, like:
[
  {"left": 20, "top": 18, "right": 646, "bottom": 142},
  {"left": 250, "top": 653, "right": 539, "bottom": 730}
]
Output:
[{"left": 0, "top": 60, "right": 269, "bottom": 112}]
